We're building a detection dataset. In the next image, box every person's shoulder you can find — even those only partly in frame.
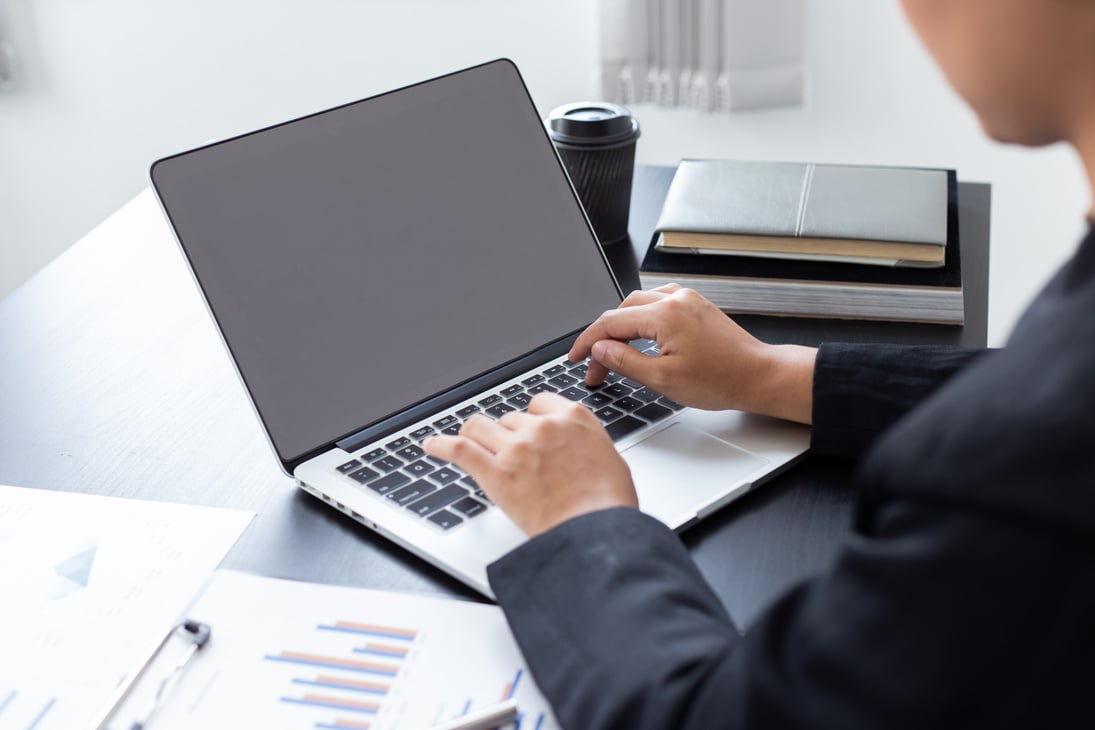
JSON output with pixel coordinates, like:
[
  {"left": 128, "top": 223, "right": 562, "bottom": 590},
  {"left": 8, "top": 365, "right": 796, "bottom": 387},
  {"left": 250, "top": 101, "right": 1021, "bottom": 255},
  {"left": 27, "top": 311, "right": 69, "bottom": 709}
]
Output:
[{"left": 858, "top": 301, "right": 1095, "bottom": 540}]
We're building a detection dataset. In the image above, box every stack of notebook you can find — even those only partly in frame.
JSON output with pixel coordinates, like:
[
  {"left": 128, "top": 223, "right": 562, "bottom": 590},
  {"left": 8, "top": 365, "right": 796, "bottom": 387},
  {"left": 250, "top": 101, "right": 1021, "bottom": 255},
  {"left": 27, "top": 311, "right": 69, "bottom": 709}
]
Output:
[{"left": 639, "top": 159, "right": 964, "bottom": 324}]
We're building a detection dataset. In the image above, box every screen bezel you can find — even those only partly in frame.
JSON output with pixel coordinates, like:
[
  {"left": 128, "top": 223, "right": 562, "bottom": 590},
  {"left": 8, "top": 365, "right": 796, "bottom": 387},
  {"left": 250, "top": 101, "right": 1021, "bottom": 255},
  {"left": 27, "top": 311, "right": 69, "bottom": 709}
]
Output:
[{"left": 150, "top": 58, "right": 625, "bottom": 474}]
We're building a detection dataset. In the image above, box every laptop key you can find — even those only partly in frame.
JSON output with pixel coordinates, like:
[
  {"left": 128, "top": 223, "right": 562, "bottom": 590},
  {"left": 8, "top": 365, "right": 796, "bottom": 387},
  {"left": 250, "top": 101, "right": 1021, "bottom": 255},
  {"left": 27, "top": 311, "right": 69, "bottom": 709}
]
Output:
[
  {"left": 569, "top": 363, "right": 589, "bottom": 378},
  {"left": 635, "top": 402, "right": 672, "bottom": 423},
  {"left": 396, "top": 445, "right": 424, "bottom": 461},
  {"left": 429, "top": 467, "right": 462, "bottom": 485},
  {"left": 478, "top": 394, "right": 503, "bottom": 407},
  {"left": 548, "top": 373, "right": 577, "bottom": 388},
  {"left": 374, "top": 456, "right": 404, "bottom": 472},
  {"left": 337, "top": 459, "right": 363, "bottom": 474},
  {"left": 543, "top": 364, "right": 566, "bottom": 377},
  {"left": 632, "top": 387, "right": 661, "bottom": 403},
  {"left": 473, "top": 489, "right": 493, "bottom": 504},
  {"left": 427, "top": 509, "right": 463, "bottom": 530},
  {"left": 405, "top": 484, "right": 468, "bottom": 517},
  {"left": 346, "top": 465, "right": 380, "bottom": 484},
  {"left": 461, "top": 474, "right": 479, "bottom": 489},
  {"left": 603, "top": 383, "right": 631, "bottom": 399},
  {"left": 366, "top": 471, "right": 411, "bottom": 495},
  {"left": 385, "top": 436, "right": 411, "bottom": 451},
  {"left": 527, "top": 383, "right": 557, "bottom": 396},
  {"left": 501, "top": 384, "right": 524, "bottom": 397},
  {"left": 433, "top": 414, "right": 459, "bottom": 430},
  {"left": 456, "top": 404, "right": 481, "bottom": 419},
  {"left": 387, "top": 480, "right": 437, "bottom": 506},
  {"left": 507, "top": 393, "right": 532, "bottom": 409},
  {"left": 522, "top": 374, "right": 545, "bottom": 387},
  {"left": 613, "top": 396, "right": 644, "bottom": 412},
  {"left": 451, "top": 497, "right": 487, "bottom": 518},
  {"left": 441, "top": 423, "right": 462, "bottom": 436},
  {"left": 361, "top": 448, "right": 387, "bottom": 462},
  {"left": 558, "top": 386, "right": 587, "bottom": 401},
  {"left": 582, "top": 392, "right": 613, "bottom": 409},
  {"left": 594, "top": 406, "right": 624, "bottom": 423},
  {"left": 404, "top": 459, "right": 436, "bottom": 477},
  {"left": 486, "top": 403, "right": 516, "bottom": 419},
  {"left": 605, "top": 415, "right": 646, "bottom": 442},
  {"left": 410, "top": 425, "right": 435, "bottom": 440},
  {"left": 658, "top": 396, "right": 685, "bottom": 411}
]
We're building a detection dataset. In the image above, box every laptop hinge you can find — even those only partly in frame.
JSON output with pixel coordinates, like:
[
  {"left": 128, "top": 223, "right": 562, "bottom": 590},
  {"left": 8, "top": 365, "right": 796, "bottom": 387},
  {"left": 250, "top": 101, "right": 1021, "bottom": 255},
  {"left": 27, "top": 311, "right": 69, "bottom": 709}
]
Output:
[{"left": 334, "top": 334, "right": 578, "bottom": 455}]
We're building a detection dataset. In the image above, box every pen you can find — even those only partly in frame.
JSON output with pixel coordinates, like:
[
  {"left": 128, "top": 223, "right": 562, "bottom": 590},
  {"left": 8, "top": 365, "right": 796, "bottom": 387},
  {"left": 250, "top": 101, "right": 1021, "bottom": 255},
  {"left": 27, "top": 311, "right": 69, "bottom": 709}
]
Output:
[{"left": 427, "top": 697, "right": 520, "bottom": 730}]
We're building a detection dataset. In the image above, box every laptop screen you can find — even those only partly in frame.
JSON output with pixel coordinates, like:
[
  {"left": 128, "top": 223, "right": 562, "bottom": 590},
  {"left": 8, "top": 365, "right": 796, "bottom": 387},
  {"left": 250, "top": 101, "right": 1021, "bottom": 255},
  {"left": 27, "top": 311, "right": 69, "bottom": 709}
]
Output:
[{"left": 151, "top": 60, "right": 623, "bottom": 464}]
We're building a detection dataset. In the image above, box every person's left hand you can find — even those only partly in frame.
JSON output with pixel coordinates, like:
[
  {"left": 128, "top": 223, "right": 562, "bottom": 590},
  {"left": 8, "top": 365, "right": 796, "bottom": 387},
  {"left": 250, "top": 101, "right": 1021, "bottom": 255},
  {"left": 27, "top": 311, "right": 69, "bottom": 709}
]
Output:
[{"left": 422, "top": 392, "right": 638, "bottom": 537}]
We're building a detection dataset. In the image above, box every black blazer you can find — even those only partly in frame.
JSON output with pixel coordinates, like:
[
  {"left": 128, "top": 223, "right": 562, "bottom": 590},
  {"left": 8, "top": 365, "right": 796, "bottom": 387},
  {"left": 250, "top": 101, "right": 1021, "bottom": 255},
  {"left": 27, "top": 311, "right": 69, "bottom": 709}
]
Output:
[{"left": 487, "top": 228, "right": 1095, "bottom": 729}]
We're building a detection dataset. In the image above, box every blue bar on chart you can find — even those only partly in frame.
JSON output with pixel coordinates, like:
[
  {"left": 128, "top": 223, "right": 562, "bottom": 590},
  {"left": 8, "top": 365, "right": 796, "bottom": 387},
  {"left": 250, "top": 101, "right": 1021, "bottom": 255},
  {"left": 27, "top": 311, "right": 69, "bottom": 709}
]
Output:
[
  {"left": 291, "top": 676, "right": 389, "bottom": 696},
  {"left": 0, "top": 688, "right": 57, "bottom": 730},
  {"left": 264, "top": 651, "right": 400, "bottom": 677},
  {"left": 262, "top": 619, "right": 418, "bottom": 730},
  {"left": 317, "top": 622, "right": 418, "bottom": 641}
]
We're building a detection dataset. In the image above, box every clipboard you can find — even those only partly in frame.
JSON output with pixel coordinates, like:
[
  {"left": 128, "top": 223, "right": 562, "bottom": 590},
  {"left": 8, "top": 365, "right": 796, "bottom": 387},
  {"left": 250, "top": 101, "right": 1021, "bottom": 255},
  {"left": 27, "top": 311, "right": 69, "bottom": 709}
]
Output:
[
  {"left": 85, "top": 569, "right": 547, "bottom": 730},
  {"left": 89, "top": 619, "right": 521, "bottom": 730},
  {"left": 90, "top": 620, "right": 211, "bottom": 730},
  {"left": 86, "top": 571, "right": 545, "bottom": 730}
]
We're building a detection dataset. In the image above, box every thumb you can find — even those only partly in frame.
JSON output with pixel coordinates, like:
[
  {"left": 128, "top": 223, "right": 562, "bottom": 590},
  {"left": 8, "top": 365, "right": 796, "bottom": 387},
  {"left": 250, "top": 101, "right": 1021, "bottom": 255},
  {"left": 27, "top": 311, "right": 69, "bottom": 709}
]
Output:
[{"left": 591, "top": 339, "right": 656, "bottom": 384}]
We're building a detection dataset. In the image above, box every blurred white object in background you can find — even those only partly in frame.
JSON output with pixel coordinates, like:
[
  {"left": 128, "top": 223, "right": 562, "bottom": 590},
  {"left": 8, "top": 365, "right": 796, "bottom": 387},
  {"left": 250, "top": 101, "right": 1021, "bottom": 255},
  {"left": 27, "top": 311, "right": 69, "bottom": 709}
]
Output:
[{"left": 599, "top": 0, "right": 805, "bottom": 112}]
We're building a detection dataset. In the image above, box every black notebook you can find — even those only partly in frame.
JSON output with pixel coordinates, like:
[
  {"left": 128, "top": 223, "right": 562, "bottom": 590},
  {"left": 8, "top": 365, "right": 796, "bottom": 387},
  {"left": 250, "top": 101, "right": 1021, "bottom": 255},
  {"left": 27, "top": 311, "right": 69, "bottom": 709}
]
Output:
[{"left": 639, "top": 169, "right": 963, "bottom": 324}]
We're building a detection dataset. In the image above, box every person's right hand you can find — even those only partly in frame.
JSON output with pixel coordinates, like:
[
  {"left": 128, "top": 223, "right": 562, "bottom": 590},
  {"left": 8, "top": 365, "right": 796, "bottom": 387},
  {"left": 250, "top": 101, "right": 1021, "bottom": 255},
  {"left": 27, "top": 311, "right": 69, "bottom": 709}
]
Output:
[{"left": 568, "top": 284, "right": 817, "bottom": 424}]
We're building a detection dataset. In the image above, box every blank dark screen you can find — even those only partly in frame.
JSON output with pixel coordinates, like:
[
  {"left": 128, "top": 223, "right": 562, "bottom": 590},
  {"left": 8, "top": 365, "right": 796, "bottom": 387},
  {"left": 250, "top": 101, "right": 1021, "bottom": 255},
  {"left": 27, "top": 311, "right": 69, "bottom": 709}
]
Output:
[{"left": 151, "top": 61, "right": 622, "bottom": 463}]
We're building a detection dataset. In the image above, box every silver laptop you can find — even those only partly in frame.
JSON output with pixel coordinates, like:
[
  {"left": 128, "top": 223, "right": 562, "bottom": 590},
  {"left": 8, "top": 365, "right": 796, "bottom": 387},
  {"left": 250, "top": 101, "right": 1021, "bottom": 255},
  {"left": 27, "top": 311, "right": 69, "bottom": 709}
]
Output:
[{"left": 150, "top": 59, "right": 809, "bottom": 597}]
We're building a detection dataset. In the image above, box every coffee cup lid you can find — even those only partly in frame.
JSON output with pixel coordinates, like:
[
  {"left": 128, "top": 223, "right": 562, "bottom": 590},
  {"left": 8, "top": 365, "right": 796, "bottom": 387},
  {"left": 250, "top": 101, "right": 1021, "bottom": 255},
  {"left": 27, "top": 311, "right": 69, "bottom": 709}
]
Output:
[{"left": 546, "top": 102, "right": 640, "bottom": 147}]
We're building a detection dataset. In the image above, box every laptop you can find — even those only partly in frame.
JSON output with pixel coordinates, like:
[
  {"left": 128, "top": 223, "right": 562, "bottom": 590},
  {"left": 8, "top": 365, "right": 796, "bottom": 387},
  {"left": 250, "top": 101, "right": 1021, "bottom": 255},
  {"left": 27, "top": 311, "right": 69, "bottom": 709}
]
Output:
[{"left": 150, "top": 59, "right": 809, "bottom": 597}]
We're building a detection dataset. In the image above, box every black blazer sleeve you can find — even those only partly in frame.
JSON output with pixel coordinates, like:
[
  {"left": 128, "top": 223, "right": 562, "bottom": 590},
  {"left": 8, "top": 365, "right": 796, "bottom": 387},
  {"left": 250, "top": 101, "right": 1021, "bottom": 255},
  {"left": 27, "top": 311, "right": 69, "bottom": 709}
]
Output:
[
  {"left": 810, "top": 343, "right": 989, "bottom": 459},
  {"left": 488, "top": 504, "right": 1091, "bottom": 730}
]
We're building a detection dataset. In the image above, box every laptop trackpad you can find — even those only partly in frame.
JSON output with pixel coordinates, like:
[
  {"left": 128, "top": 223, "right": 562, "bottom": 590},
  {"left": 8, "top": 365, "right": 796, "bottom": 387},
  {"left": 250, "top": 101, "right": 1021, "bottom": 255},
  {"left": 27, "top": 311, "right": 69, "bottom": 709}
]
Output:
[{"left": 623, "top": 422, "right": 770, "bottom": 528}]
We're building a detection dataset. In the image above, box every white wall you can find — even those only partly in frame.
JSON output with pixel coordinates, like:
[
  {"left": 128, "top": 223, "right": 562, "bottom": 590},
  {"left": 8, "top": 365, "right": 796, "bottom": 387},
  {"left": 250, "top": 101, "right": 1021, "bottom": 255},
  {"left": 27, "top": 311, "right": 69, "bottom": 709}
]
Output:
[{"left": 1, "top": 0, "right": 1089, "bottom": 345}]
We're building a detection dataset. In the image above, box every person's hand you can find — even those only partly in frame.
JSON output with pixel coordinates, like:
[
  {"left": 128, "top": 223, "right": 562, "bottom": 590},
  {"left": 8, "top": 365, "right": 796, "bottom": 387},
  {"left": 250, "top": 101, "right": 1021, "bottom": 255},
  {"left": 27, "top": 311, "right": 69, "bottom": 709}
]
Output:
[
  {"left": 569, "top": 283, "right": 816, "bottom": 424},
  {"left": 423, "top": 393, "right": 637, "bottom": 537}
]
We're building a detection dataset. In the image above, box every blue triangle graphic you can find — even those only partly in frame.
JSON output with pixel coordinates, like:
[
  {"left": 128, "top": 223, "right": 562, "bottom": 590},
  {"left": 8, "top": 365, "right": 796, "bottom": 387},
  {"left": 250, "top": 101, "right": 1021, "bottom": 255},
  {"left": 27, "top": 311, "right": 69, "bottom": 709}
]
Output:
[{"left": 55, "top": 546, "right": 96, "bottom": 588}]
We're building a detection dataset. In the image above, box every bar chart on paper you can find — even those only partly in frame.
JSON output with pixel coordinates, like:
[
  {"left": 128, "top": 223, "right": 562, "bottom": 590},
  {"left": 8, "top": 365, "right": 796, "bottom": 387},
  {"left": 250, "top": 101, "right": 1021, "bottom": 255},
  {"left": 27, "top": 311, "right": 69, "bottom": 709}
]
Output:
[
  {"left": 267, "top": 620, "right": 416, "bottom": 726},
  {"left": 155, "top": 571, "right": 558, "bottom": 730}
]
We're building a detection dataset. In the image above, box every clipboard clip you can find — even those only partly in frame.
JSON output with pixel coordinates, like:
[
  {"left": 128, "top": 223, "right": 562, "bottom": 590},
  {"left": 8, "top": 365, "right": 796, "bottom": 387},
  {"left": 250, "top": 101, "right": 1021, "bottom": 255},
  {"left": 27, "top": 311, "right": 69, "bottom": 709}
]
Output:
[{"left": 89, "top": 620, "right": 211, "bottom": 730}]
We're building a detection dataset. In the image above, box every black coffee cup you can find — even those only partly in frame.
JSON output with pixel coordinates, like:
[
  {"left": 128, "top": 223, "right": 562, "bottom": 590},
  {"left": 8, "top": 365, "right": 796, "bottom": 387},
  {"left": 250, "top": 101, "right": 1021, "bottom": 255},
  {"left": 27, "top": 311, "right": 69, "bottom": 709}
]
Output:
[{"left": 547, "top": 102, "right": 640, "bottom": 245}]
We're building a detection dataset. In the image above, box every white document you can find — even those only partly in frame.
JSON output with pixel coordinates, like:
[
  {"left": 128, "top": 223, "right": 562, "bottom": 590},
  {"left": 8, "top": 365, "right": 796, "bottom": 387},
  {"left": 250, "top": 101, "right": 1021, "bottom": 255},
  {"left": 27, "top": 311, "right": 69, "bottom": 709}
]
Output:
[
  {"left": 0, "top": 485, "right": 253, "bottom": 730},
  {"left": 151, "top": 570, "right": 560, "bottom": 730}
]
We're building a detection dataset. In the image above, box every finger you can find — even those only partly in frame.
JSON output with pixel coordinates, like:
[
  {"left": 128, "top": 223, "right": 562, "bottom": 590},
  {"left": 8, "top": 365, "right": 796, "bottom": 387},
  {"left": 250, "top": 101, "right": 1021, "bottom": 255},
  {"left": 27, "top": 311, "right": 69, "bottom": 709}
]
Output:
[
  {"left": 527, "top": 391, "right": 579, "bottom": 415},
  {"left": 587, "top": 339, "right": 658, "bottom": 386},
  {"left": 422, "top": 434, "right": 496, "bottom": 477},
  {"left": 568, "top": 306, "right": 661, "bottom": 363},
  {"left": 459, "top": 413, "right": 520, "bottom": 452},
  {"left": 497, "top": 409, "right": 537, "bottom": 431},
  {"left": 619, "top": 287, "right": 671, "bottom": 309},
  {"left": 651, "top": 282, "right": 682, "bottom": 294}
]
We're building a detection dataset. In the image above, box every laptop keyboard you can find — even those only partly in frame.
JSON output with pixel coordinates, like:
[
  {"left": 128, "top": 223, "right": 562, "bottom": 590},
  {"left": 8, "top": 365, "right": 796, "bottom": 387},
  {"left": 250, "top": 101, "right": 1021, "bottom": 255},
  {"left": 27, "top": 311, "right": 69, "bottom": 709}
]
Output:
[{"left": 333, "top": 340, "right": 682, "bottom": 532}]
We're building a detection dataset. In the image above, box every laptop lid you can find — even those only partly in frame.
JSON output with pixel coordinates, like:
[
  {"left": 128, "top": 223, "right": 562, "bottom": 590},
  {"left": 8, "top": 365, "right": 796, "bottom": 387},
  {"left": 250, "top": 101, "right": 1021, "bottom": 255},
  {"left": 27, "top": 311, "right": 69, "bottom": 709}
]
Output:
[{"left": 150, "top": 59, "right": 624, "bottom": 473}]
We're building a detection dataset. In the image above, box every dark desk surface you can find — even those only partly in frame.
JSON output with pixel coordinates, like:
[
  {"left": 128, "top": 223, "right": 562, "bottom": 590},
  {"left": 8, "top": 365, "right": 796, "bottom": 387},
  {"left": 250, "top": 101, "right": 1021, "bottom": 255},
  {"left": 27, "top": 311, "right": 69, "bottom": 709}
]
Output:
[{"left": 0, "top": 166, "right": 990, "bottom": 628}]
